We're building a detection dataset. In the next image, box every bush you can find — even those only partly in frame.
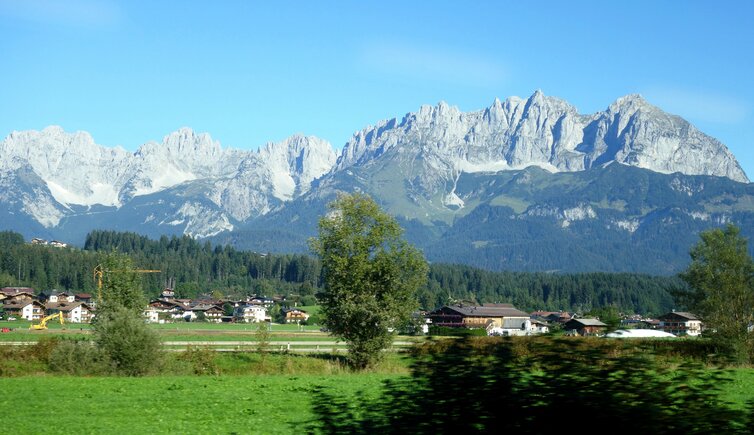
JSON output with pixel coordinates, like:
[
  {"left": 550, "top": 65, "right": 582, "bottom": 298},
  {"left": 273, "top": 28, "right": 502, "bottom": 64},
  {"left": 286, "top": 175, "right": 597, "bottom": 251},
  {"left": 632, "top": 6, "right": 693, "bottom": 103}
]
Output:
[
  {"left": 180, "top": 347, "right": 220, "bottom": 375},
  {"left": 310, "top": 337, "right": 753, "bottom": 433},
  {"left": 22, "top": 336, "right": 61, "bottom": 365},
  {"left": 93, "top": 305, "right": 162, "bottom": 376},
  {"left": 428, "top": 326, "right": 487, "bottom": 337},
  {"left": 49, "top": 339, "right": 109, "bottom": 375}
]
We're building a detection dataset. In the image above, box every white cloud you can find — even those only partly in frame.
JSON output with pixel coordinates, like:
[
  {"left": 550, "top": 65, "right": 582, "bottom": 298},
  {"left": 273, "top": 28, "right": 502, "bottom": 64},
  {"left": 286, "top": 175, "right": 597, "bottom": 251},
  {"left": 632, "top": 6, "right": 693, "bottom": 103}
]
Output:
[
  {"left": 642, "top": 86, "right": 750, "bottom": 124},
  {"left": 0, "top": 0, "right": 121, "bottom": 28},
  {"left": 359, "top": 41, "right": 507, "bottom": 88}
]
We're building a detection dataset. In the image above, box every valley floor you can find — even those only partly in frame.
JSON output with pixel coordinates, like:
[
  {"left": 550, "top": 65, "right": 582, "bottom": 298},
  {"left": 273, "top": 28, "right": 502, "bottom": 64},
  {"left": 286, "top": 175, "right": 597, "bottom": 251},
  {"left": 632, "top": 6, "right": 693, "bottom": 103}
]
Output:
[{"left": 2, "top": 369, "right": 754, "bottom": 434}]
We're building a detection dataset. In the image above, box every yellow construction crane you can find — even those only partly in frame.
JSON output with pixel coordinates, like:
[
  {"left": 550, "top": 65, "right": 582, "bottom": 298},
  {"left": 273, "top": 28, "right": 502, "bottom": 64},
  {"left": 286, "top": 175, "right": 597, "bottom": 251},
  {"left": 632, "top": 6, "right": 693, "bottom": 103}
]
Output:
[
  {"left": 30, "top": 312, "right": 65, "bottom": 330},
  {"left": 93, "top": 264, "right": 161, "bottom": 302}
]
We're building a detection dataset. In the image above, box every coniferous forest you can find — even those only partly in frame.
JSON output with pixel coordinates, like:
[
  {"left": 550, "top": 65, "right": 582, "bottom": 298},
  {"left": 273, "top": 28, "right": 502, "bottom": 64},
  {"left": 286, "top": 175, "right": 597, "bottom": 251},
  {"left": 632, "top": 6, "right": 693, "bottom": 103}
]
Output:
[{"left": 0, "top": 230, "right": 681, "bottom": 314}]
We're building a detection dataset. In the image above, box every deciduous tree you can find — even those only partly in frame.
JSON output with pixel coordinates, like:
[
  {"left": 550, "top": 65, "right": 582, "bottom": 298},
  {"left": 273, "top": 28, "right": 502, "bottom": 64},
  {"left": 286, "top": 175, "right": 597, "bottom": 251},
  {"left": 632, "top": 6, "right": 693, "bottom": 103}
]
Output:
[
  {"left": 679, "top": 224, "right": 754, "bottom": 362},
  {"left": 310, "top": 193, "right": 428, "bottom": 369}
]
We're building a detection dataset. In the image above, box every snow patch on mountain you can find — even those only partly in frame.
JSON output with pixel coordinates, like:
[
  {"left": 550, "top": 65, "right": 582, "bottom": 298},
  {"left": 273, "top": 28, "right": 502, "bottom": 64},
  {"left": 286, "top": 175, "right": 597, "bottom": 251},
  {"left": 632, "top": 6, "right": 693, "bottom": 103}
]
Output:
[
  {"left": 21, "top": 190, "right": 65, "bottom": 227},
  {"left": 335, "top": 90, "right": 748, "bottom": 204},
  {"left": 0, "top": 126, "right": 336, "bottom": 237},
  {"left": 613, "top": 219, "right": 640, "bottom": 233}
]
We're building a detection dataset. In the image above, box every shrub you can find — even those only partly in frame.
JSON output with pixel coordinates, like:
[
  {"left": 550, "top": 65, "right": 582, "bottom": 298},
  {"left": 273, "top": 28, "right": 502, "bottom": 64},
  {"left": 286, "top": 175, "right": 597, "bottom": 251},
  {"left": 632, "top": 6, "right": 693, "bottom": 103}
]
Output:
[
  {"left": 93, "top": 305, "right": 162, "bottom": 376},
  {"left": 310, "top": 337, "right": 752, "bottom": 433},
  {"left": 49, "top": 339, "right": 109, "bottom": 375},
  {"left": 428, "top": 326, "right": 487, "bottom": 337},
  {"left": 22, "top": 336, "right": 60, "bottom": 365},
  {"left": 180, "top": 347, "right": 220, "bottom": 375}
]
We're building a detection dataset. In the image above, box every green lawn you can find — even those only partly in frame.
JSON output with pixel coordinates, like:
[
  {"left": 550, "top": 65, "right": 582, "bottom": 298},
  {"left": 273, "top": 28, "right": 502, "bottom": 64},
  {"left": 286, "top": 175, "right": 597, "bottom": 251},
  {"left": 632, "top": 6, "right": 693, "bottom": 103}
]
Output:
[
  {"left": 2, "top": 368, "right": 752, "bottom": 434},
  {"left": 722, "top": 369, "right": 754, "bottom": 409},
  {"left": 0, "top": 374, "right": 394, "bottom": 434},
  {"left": 0, "top": 320, "right": 424, "bottom": 345}
]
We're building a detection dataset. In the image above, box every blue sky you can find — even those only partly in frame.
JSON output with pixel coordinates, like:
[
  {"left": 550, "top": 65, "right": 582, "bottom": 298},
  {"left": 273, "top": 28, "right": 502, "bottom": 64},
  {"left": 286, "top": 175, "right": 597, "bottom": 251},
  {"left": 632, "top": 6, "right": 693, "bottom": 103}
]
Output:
[{"left": 1, "top": 0, "right": 753, "bottom": 178}]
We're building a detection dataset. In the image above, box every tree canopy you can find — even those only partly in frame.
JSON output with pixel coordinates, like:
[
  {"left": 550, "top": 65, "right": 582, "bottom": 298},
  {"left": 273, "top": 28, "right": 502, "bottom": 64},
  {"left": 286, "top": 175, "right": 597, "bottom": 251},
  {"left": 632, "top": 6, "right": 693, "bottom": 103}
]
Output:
[
  {"left": 310, "top": 193, "right": 428, "bottom": 368},
  {"left": 679, "top": 224, "right": 754, "bottom": 362}
]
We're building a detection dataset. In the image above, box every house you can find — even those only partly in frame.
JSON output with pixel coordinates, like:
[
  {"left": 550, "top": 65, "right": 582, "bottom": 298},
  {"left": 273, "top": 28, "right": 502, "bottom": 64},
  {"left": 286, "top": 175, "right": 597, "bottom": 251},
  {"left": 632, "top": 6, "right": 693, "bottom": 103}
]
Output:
[
  {"left": 235, "top": 305, "right": 268, "bottom": 323},
  {"left": 49, "top": 240, "right": 68, "bottom": 248},
  {"left": 563, "top": 318, "right": 608, "bottom": 336},
  {"left": 148, "top": 298, "right": 190, "bottom": 321},
  {"left": 75, "top": 293, "right": 93, "bottom": 304},
  {"left": 58, "top": 292, "right": 76, "bottom": 303},
  {"left": 38, "top": 290, "right": 61, "bottom": 303},
  {"left": 191, "top": 304, "right": 224, "bottom": 322},
  {"left": 248, "top": 296, "right": 275, "bottom": 308},
  {"left": 429, "top": 304, "right": 531, "bottom": 330},
  {"left": 31, "top": 238, "right": 48, "bottom": 245},
  {"left": 1, "top": 287, "right": 36, "bottom": 302},
  {"left": 144, "top": 306, "right": 160, "bottom": 323},
  {"left": 45, "top": 301, "right": 94, "bottom": 323},
  {"left": 531, "top": 311, "right": 573, "bottom": 323},
  {"left": 281, "top": 307, "right": 310, "bottom": 324},
  {"left": 657, "top": 312, "right": 702, "bottom": 337},
  {"left": 3, "top": 300, "right": 45, "bottom": 321},
  {"left": 529, "top": 319, "right": 550, "bottom": 334}
]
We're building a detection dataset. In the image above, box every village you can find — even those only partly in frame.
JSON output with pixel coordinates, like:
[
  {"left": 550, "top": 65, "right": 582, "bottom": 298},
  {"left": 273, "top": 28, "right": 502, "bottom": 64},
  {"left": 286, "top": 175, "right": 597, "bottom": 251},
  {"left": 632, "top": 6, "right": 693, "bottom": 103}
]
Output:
[{"left": 1, "top": 285, "right": 703, "bottom": 338}]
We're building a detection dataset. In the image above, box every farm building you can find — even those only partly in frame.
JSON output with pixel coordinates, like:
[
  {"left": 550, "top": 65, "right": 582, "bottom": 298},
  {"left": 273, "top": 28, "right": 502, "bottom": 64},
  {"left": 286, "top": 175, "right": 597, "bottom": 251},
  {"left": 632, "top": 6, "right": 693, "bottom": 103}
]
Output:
[
  {"left": 564, "top": 318, "right": 608, "bottom": 336},
  {"left": 429, "top": 304, "right": 531, "bottom": 331}
]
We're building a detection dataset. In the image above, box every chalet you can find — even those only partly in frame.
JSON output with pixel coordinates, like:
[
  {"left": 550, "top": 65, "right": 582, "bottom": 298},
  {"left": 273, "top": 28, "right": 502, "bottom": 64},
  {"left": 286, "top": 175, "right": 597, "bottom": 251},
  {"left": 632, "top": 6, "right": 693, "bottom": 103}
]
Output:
[
  {"left": 144, "top": 306, "right": 160, "bottom": 323},
  {"left": 31, "top": 238, "right": 48, "bottom": 245},
  {"left": 1, "top": 287, "right": 36, "bottom": 302},
  {"left": 161, "top": 277, "right": 177, "bottom": 299},
  {"left": 38, "top": 290, "right": 61, "bottom": 303},
  {"left": 248, "top": 296, "right": 275, "bottom": 308},
  {"left": 58, "top": 292, "right": 76, "bottom": 303},
  {"left": 191, "top": 304, "right": 224, "bottom": 323},
  {"left": 75, "top": 293, "right": 93, "bottom": 304},
  {"left": 3, "top": 300, "right": 45, "bottom": 321},
  {"left": 49, "top": 240, "right": 68, "bottom": 248},
  {"left": 530, "top": 319, "right": 550, "bottom": 334},
  {"left": 235, "top": 305, "right": 268, "bottom": 323},
  {"left": 429, "top": 304, "right": 531, "bottom": 330},
  {"left": 657, "top": 312, "right": 702, "bottom": 337},
  {"left": 281, "top": 307, "right": 310, "bottom": 324},
  {"left": 148, "top": 298, "right": 190, "bottom": 321},
  {"left": 564, "top": 318, "right": 608, "bottom": 336},
  {"left": 160, "top": 287, "right": 176, "bottom": 299},
  {"left": 45, "top": 301, "right": 94, "bottom": 323}
]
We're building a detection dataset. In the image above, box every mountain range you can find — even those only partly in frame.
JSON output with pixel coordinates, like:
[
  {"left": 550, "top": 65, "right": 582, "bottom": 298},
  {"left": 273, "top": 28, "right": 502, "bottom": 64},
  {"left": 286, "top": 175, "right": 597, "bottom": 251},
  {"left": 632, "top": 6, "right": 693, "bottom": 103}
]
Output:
[{"left": 1, "top": 91, "right": 751, "bottom": 274}]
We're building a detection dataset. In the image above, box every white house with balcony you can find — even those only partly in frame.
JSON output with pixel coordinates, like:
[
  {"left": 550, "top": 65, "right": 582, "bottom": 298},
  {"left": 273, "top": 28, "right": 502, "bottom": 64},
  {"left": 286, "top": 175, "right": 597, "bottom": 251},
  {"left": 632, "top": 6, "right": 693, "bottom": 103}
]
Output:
[
  {"left": 657, "top": 311, "right": 702, "bottom": 337},
  {"left": 235, "top": 305, "right": 268, "bottom": 323}
]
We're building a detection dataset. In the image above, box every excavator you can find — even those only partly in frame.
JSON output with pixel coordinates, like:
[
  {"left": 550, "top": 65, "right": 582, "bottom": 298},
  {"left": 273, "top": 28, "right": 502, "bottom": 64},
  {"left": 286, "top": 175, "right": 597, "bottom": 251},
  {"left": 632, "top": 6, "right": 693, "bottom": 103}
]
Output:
[{"left": 30, "top": 312, "right": 65, "bottom": 330}]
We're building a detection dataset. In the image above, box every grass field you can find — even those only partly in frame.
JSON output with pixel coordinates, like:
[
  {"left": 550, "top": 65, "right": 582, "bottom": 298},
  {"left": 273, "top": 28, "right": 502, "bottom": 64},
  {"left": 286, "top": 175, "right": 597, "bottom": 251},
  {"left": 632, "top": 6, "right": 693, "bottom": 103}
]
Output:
[
  {"left": 0, "top": 373, "right": 394, "bottom": 434},
  {"left": 0, "top": 320, "right": 423, "bottom": 347},
  {"left": 1, "top": 367, "right": 752, "bottom": 434}
]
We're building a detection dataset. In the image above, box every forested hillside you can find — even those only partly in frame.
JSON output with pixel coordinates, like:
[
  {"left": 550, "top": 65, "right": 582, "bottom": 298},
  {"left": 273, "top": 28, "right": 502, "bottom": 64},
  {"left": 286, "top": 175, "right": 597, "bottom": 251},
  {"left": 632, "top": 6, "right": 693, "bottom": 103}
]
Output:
[{"left": 0, "top": 230, "right": 681, "bottom": 314}]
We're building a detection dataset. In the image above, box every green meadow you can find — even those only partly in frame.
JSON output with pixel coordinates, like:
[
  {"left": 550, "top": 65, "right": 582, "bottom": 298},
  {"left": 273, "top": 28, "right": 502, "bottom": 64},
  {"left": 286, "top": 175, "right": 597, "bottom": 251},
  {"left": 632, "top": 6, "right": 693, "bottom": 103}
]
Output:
[
  {"left": 1, "top": 367, "right": 753, "bottom": 434},
  {"left": 0, "top": 373, "right": 394, "bottom": 434}
]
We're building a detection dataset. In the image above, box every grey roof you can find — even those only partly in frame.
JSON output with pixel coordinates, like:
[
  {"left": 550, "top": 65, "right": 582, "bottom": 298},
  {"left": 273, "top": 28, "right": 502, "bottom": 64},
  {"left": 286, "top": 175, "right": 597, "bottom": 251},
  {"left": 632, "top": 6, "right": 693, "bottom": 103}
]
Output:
[
  {"left": 501, "top": 318, "right": 529, "bottom": 329},
  {"left": 445, "top": 304, "right": 530, "bottom": 318},
  {"left": 45, "top": 301, "right": 84, "bottom": 311},
  {"left": 3, "top": 300, "right": 43, "bottom": 309},
  {"left": 1, "top": 287, "right": 35, "bottom": 296},
  {"left": 568, "top": 318, "right": 607, "bottom": 327},
  {"left": 191, "top": 304, "right": 222, "bottom": 311},
  {"left": 659, "top": 311, "right": 699, "bottom": 321}
]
